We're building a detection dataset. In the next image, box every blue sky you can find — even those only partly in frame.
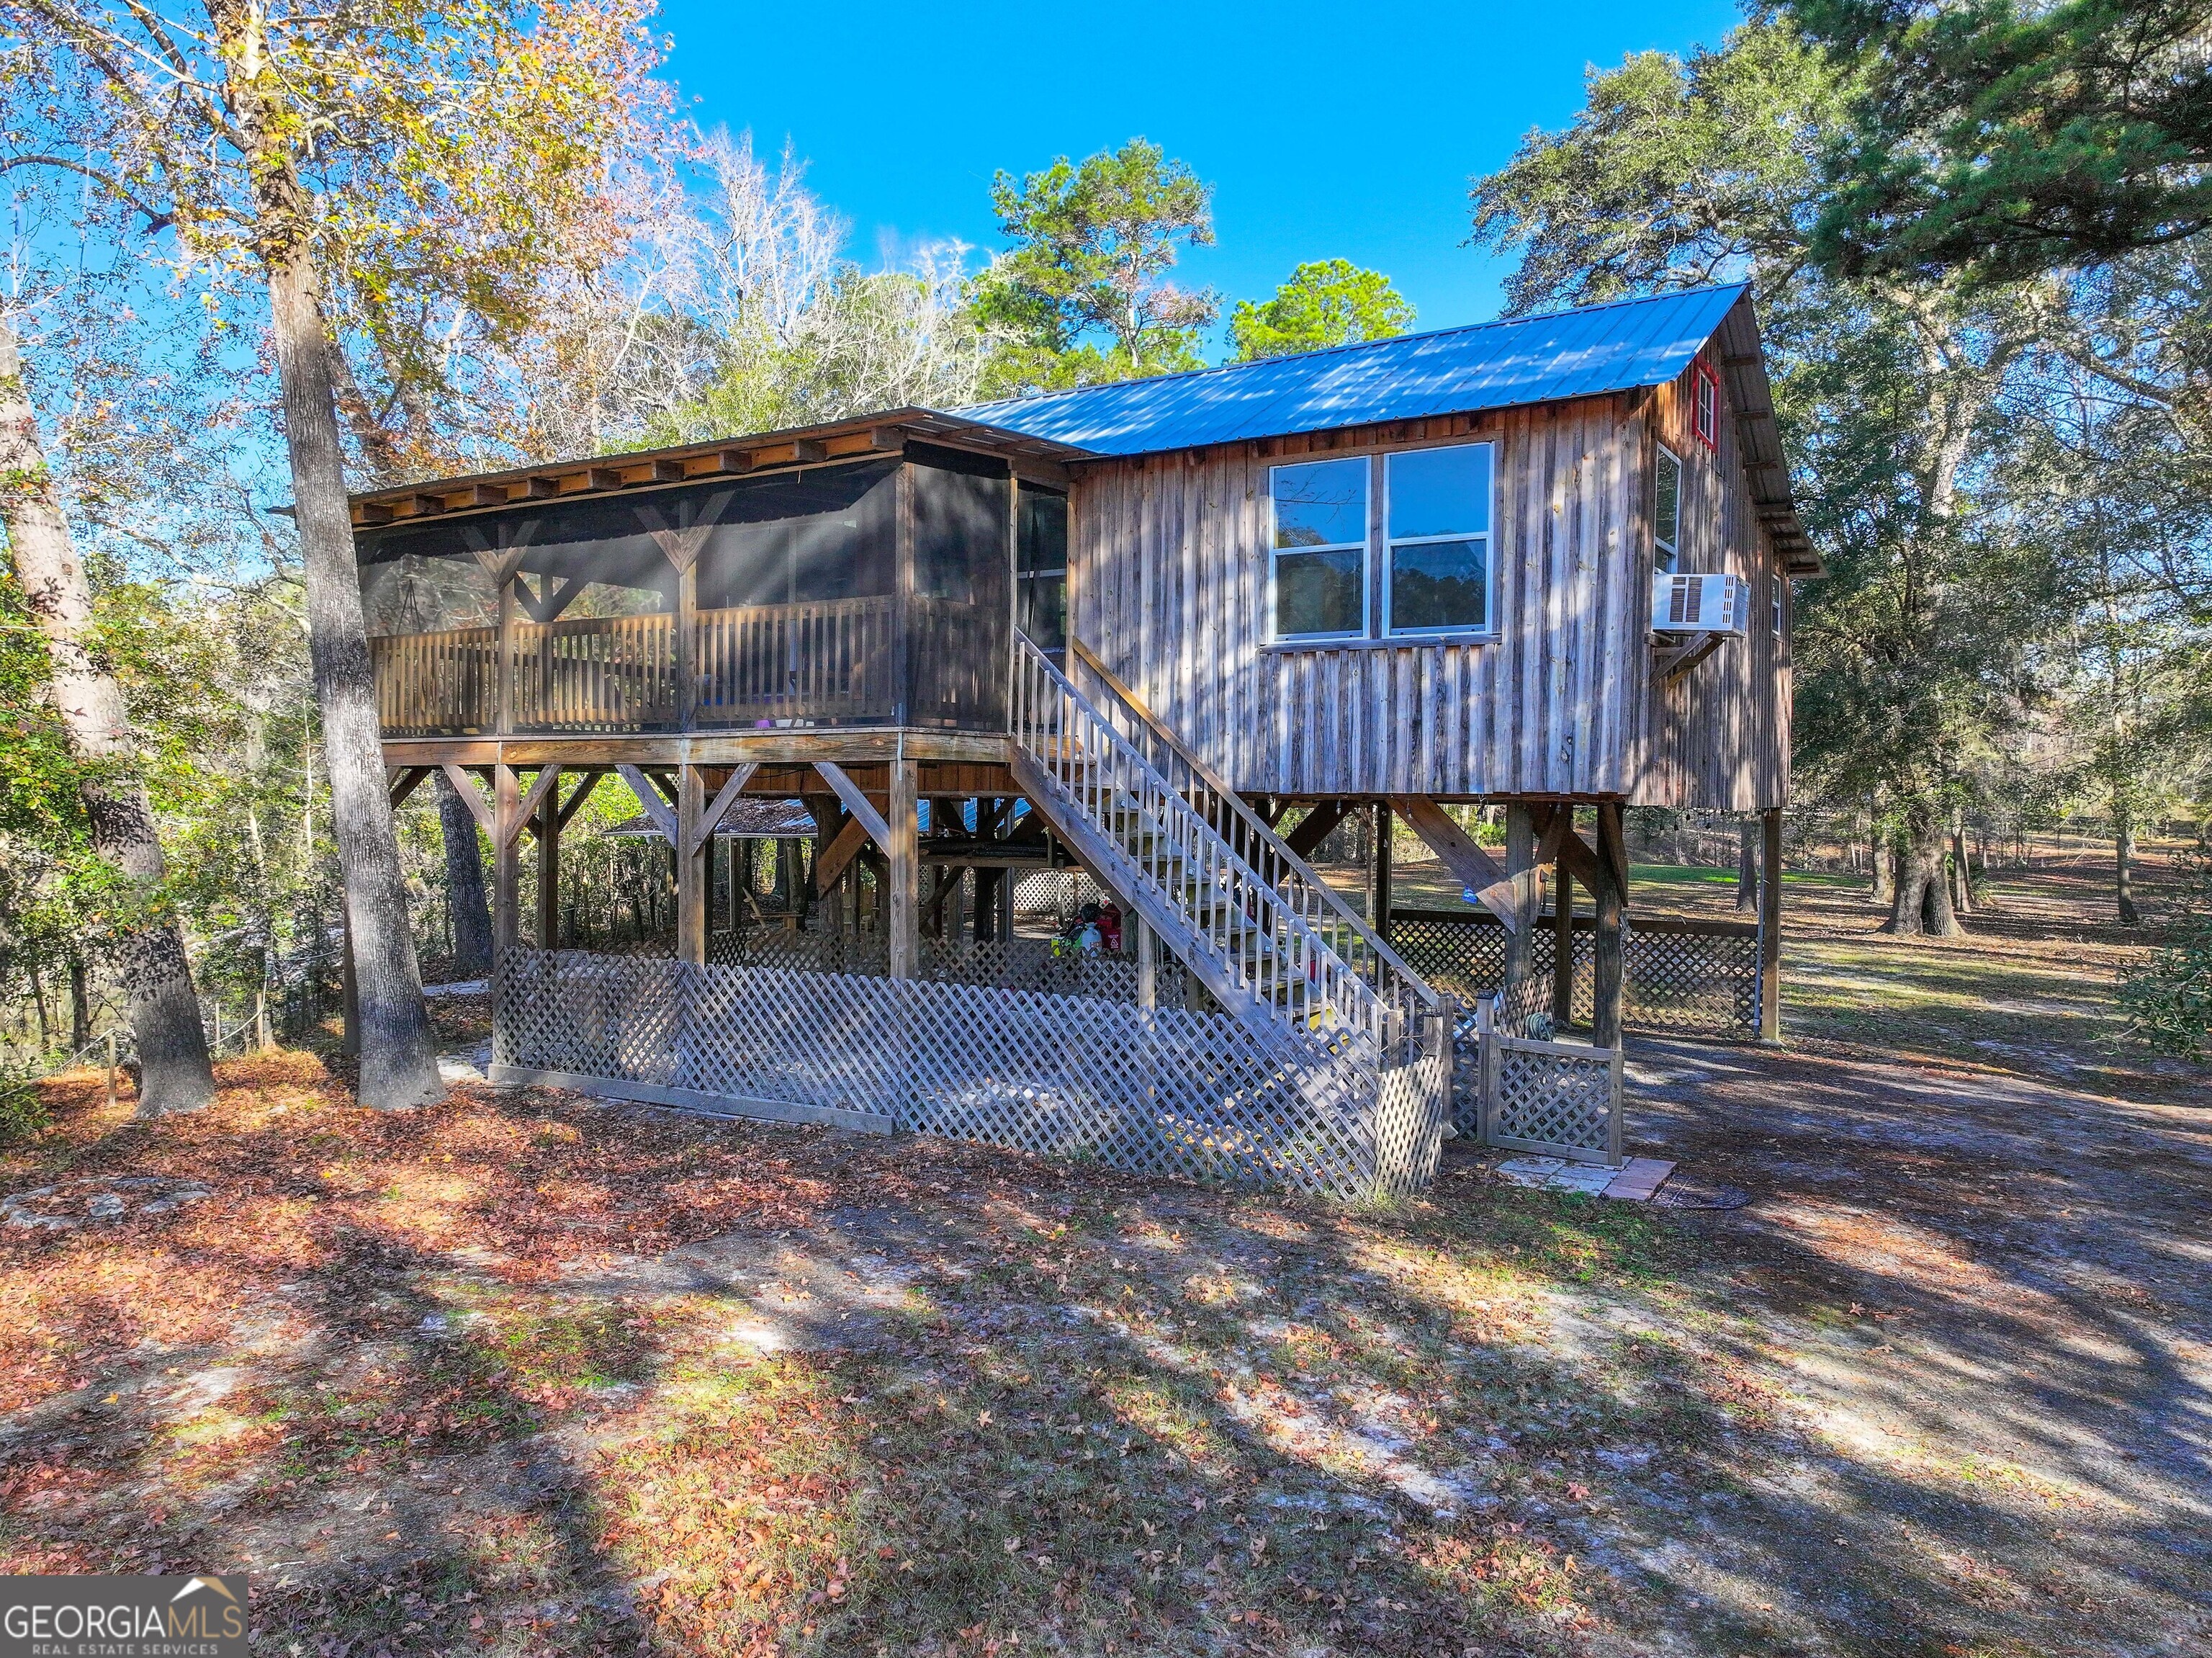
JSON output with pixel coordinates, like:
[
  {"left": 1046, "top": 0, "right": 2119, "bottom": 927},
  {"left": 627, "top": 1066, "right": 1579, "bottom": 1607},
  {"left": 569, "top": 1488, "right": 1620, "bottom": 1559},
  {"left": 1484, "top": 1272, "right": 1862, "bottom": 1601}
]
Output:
[{"left": 654, "top": 0, "right": 1744, "bottom": 356}]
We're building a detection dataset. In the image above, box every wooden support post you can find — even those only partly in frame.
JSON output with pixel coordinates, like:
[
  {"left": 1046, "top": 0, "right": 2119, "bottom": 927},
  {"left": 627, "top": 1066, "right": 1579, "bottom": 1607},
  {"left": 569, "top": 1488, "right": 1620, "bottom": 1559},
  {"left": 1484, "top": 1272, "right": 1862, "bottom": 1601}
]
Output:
[
  {"left": 1476, "top": 996, "right": 1498, "bottom": 1146},
  {"left": 887, "top": 757, "right": 918, "bottom": 977},
  {"left": 1370, "top": 802, "right": 1393, "bottom": 932},
  {"left": 493, "top": 763, "right": 521, "bottom": 963},
  {"left": 1550, "top": 859, "right": 1575, "bottom": 1029},
  {"left": 495, "top": 571, "right": 516, "bottom": 736},
  {"left": 1502, "top": 802, "right": 1540, "bottom": 994},
  {"left": 1759, "top": 805, "right": 1784, "bottom": 1044},
  {"left": 1593, "top": 802, "right": 1627, "bottom": 1049},
  {"left": 675, "top": 560, "right": 698, "bottom": 731},
  {"left": 536, "top": 774, "right": 562, "bottom": 949},
  {"left": 676, "top": 765, "right": 708, "bottom": 965},
  {"left": 1136, "top": 917, "right": 1156, "bottom": 1009}
]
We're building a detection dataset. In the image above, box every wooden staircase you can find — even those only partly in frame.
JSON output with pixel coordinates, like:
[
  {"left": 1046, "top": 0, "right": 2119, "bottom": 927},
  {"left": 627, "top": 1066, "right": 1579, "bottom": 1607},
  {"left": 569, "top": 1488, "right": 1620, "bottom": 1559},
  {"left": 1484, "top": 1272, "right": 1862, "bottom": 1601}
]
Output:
[{"left": 1008, "top": 633, "right": 1440, "bottom": 1049}]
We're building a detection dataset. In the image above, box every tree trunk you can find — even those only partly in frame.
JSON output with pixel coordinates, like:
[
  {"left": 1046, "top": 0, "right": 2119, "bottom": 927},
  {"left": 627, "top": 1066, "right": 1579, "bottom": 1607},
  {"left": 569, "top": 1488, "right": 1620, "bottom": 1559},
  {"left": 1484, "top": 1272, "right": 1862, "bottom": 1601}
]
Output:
[
  {"left": 30, "top": 969, "right": 50, "bottom": 1052},
  {"left": 1950, "top": 820, "right": 1973, "bottom": 914},
  {"left": 1735, "top": 819, "right": 1759, "bottom": 912},
  {"left": 1884, "top": 808, "right": 1964, "bottom": 938},
  {"left": 68, "top": 951, "right": 91, "bottom": 1054},
  {"left": 263, "top": 244, "right": 442, "bottom": 1109},
  {"left": 436, "top": 772, "right": 495, "bottom": 975},
  {"left": 1871, "top": 834, "right": 1896, "bottom": 908},
  {"left": 2115, "top": 803, "right": 2140, "bottom": 927},
  {"left": 0, "top": 313, "right": 216, "bottom": 1113}
]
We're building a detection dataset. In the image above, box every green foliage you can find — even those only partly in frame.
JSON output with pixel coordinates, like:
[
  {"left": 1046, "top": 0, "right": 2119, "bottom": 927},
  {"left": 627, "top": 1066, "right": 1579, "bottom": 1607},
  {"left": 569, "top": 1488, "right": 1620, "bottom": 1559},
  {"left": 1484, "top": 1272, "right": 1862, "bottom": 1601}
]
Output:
[
  {"left": 1468, "top": 17, "right": 2090, "bottom": 922},
  {"left": 973, "top": 140, "right": 1218, "bottom": 395},
  {"left": 2120, "top": 847, "right": 2212, "bottom": 1059},
  {"left": 0, "top": 1057, "right": 46, "bottom": 1143},
  {"left": 1227, "top": 259, "right": 1415, "bottom": 361},
  {"left": 1796, "top": 0, "right": 2212, "bottom": 284},
  {"left": 0, "top": 539, "right": 325, "bottom": 1057},
  {"left": 1776, "top": 284, "right": 2051, "bottom": 821},
  {"left": 1469, "top": 19, "right": 1848, "bottom": 314}
]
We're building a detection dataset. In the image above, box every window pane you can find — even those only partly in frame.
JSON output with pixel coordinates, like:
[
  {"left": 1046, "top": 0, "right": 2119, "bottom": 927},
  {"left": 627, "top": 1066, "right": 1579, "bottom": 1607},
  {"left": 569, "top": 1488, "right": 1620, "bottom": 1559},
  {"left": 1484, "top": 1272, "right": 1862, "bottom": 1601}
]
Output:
[
  {"left": 1017, "top": 488, "right": 1068, "bottom": 575},
  {"left": 1388, "top": 444, "right": 1491, "bottom": 540},
  {"left": 1389, "top": 538, "right": 1488, "bottom": 632},
  {"left": 1653, "top": 449, "right": 1681, "bottom": 566},
  {"left": 1018, "top": 570, "right": 1066, "bottom": 653},
  {"left": 359, "top": 552, "right": 500, "bottom": 635},
  {"left": 1272, "top": 459, "right": 1367, "bottom": 549},
  {"left": 1275, "top": 547, "right": 1364, "bottom": 637}
]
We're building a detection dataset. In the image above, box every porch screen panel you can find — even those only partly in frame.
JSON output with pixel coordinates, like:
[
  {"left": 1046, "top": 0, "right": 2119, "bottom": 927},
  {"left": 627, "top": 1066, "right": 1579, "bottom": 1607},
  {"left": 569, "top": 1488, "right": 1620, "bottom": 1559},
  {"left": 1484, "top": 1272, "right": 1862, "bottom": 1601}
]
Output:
[
  {"left": 358, "top": 545, "right": 502, "bottom": 735},
  {"left": 693, "top": 460, "right": 898, "bottom": 727},
  {"left": 907, "top": 447, "right": 1012, "bottom": 730}
]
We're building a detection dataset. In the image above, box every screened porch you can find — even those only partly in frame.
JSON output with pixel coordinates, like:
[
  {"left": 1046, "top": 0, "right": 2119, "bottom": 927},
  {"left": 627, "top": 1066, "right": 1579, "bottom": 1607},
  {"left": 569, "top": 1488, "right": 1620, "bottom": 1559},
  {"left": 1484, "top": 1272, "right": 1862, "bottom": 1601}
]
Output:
[{"left": 359, "top": 446, "right": 1069, "bottom": 738}]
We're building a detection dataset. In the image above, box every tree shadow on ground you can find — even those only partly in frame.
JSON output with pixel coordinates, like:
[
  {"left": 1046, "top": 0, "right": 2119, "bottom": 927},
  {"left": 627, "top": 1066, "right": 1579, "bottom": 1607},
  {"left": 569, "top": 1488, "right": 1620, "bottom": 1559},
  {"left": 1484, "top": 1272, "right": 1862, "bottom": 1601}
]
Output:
[{"left": 5, "top": 1033, "right": 2211, "bottom": 1655}]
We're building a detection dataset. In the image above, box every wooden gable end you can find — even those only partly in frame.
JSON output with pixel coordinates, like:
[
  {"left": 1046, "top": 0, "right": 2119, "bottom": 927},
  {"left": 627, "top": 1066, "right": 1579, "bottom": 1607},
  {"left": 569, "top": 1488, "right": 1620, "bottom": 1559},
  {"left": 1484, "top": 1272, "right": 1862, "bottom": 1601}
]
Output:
[{"left": 1629, "top": 346, "right": 1792, "bottom": 811}]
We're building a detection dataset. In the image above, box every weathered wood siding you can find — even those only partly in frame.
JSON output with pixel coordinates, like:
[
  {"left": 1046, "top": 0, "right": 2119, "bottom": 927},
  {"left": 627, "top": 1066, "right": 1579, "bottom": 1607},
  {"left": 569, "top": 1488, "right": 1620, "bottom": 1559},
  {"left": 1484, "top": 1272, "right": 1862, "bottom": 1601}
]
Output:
[
  {"left": 1627, "top": 349, "right": 1791, "bottom": 810},
  {"left": 1066, "top": 376, "right": 1790, "bottom": 809},
  {"left": 1065, "top": 406, "right": 1642, "bottom": 802},
  {"left": 1068, "top": 402, "right": 1645, "bottom": 799}
]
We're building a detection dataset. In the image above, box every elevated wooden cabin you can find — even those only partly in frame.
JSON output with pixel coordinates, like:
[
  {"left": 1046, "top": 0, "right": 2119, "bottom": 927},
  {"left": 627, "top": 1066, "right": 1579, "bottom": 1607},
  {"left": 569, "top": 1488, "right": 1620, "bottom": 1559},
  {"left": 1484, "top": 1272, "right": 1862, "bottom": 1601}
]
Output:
[{"left": 354, "top": 284, "right": 1817, "bottom": 1188}]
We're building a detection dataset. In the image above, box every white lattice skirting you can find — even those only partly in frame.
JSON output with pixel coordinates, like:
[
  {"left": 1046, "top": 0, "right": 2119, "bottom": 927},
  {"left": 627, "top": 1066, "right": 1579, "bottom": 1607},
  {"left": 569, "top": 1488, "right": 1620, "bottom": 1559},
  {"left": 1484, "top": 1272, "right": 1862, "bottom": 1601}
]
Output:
[{"left": 492, "top": 949, "right": 1450, "bottom": 1201}]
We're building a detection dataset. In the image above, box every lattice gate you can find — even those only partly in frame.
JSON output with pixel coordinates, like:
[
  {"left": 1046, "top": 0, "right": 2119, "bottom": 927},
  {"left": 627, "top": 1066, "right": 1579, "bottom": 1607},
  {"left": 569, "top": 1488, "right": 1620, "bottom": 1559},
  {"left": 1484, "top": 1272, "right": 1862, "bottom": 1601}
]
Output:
[
  {"left": 1473, "top": 998, "right": 1624, "bottom": 1166},
  {"left": 493, "top": 948, "right": 1449, "bottom": 1202}
]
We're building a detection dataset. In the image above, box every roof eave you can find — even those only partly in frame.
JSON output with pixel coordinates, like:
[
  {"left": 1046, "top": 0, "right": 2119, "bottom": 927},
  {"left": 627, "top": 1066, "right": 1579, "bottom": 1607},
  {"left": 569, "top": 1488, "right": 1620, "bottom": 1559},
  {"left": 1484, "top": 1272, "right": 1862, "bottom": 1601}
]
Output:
[
  {"left": 1712, "top": 293, "right": 1825, "bottom": 579},
  {"left": 345, "top": 408, "right": 1098, "bottom": 531}
]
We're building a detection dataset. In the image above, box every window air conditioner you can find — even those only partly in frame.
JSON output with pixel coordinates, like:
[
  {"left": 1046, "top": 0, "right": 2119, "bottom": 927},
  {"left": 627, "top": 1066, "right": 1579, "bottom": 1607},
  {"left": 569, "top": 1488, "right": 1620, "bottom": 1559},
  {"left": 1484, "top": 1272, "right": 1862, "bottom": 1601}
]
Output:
[{"left": 1651, "top": 572, "right": 1747, "bottom": 634}]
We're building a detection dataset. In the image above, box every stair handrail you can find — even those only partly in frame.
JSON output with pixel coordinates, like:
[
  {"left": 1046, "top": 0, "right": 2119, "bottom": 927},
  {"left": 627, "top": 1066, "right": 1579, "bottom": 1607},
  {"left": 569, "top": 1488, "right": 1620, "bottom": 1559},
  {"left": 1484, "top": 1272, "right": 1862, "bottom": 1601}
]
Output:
[
  {"left": 1015, "top": 637, "right": 1377, "bottom": 1039},
  {"left": 1013, "top": 634, "right": 1433, "bottom": 1047},
  {"left": 1062, "top": 636, "right": 1440, "bottom": 1027}
]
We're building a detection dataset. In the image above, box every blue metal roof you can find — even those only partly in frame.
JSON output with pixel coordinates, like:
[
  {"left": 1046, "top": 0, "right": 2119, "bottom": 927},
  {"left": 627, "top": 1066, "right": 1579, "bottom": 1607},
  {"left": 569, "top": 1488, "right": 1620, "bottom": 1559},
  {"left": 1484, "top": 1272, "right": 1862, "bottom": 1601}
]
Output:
[{"left": 959, "top": 284, "right": 1750, "bottom": 456}]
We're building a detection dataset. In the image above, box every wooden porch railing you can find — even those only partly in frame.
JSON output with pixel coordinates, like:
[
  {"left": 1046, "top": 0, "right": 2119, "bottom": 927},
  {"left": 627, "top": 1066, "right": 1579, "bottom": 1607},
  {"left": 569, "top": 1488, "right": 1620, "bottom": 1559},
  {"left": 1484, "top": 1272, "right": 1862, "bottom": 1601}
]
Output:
[
  {"left": 691, "top": 595, "right": 896, "bottom": 727},
  {"left": 512, "top": 613, "right": 679, "bottom": 732},
  {"left": 370, "top": 594, "right": 925, "bottom": 735},
  {"left": 370, "top": 627, "right": 500, "bottom": 736}
]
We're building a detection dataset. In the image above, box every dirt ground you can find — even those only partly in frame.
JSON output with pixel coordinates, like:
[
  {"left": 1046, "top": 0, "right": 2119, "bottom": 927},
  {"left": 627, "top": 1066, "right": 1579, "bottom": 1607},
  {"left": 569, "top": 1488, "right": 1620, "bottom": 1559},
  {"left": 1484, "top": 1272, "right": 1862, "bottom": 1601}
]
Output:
[{"left": 1, "top": 846, "right": 2206, "bottom": 1657}]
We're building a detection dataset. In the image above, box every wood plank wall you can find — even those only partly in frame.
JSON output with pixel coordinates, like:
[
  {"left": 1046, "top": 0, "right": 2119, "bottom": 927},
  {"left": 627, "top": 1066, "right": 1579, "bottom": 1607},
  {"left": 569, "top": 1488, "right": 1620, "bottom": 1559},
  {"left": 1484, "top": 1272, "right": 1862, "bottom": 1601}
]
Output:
[
  {"left": 1066, "top": 382, "right": 1789, "bottom": 810},
  {"left": 1628, "top": 351, "right": 1790, "bottom": 810}
]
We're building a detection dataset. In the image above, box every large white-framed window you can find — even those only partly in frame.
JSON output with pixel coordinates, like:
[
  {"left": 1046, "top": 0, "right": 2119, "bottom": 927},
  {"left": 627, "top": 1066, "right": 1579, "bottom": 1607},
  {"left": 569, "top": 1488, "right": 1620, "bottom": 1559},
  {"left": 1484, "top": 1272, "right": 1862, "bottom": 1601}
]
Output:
[
  {"left": 1653, "top": 445, "right": 1682, "bottom": 573},
  {"left": 1269, "top": 457, "right": 1369, "bottom": 640},
  {"left": 1382, "top": 441, "right": 1495, "bottom": 636}
]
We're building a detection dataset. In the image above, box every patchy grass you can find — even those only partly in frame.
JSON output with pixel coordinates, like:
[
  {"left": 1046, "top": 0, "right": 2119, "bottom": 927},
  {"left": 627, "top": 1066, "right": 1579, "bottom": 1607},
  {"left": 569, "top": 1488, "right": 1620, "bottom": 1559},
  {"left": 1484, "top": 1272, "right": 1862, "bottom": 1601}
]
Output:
[{"left": 2, "top": 846, "right": 2208, "bottom": 1655}]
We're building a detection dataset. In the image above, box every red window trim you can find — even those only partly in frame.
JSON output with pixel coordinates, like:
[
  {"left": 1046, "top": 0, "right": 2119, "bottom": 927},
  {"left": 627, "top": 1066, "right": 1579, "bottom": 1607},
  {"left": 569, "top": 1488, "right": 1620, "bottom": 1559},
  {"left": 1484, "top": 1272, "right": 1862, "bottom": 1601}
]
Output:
[{"left": 1692, "top": 360, "right": 1719, "bottom": 451}]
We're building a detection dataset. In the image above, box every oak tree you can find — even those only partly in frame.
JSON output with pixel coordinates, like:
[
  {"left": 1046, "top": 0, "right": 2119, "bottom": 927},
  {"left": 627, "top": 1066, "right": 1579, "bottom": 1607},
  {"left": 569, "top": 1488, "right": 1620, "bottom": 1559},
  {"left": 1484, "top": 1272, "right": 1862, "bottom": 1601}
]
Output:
[{"left": 5, "top": 0, "right": 665, "bottom": 1106}]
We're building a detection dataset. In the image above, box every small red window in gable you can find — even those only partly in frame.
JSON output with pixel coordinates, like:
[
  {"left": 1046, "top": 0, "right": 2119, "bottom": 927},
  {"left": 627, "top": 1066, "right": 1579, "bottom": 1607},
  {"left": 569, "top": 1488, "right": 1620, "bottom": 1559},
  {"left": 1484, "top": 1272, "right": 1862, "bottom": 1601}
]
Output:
[{"left": 1693, "top": 361, "right": 1719, "bottom": 450}]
